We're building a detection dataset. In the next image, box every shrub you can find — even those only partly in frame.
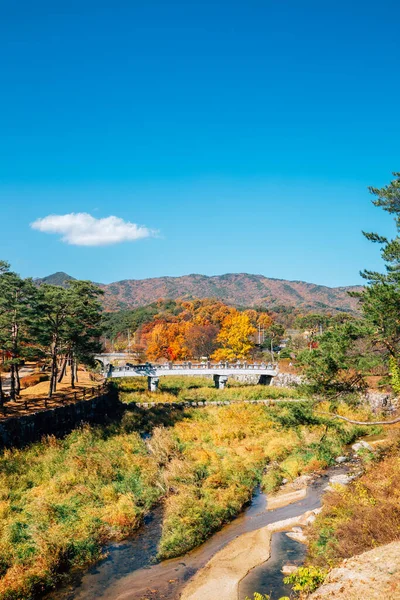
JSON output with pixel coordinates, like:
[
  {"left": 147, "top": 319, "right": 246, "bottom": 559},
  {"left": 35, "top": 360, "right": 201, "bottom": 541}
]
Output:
[{"left": 284, "top": 566, "right": 327, "bottom": 593}]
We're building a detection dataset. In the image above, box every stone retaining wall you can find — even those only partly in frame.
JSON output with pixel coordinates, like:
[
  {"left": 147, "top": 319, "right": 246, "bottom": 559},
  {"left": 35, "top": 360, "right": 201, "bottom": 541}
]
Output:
[{"left": 130, "top": 399, "right": 290, "bottom": 410}]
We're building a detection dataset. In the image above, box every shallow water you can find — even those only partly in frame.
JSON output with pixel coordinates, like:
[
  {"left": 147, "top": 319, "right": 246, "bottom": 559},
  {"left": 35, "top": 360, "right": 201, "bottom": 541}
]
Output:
[
  {"left": 49, "top": 464, "right": 347, "bottom": 600},
  {"left": 239, "top": 532, "right": 307, "bottom": 599}
]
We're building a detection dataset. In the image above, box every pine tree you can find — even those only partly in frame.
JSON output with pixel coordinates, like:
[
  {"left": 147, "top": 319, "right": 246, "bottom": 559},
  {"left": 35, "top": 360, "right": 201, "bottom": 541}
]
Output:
[{"left": 0, "top": 261, "right": 38, "bottom": 401}]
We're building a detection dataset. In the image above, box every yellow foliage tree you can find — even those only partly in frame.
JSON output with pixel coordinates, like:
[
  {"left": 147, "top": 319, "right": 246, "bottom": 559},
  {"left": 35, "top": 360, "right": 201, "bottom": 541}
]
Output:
[{"left": 212, "top": 312, "right": 256, "bottom": 361}]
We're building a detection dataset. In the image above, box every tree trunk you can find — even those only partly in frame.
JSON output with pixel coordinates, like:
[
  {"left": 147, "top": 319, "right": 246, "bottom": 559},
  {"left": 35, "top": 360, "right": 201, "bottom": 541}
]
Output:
[
  {"left": 71, "top": 354, "right": 75, "bottom": 389},
  {"left": 58, "top": 355, "right": 68, "bottom": 383},
  {"left": 0, "top": 373, "right": 3, "bottom": 407},
  {"left": 48, "top": 337, "right": 58, "bottom": 398},
  {"left": 10, "top": 364, "right": 16, "bottom": 401},
  {"left": 10, "top": 306, "right": 19, "bottom": 400},
  {"left": 15, "top": 363, "right": 20, "bottom": 397},
  {"left": 317, "top": 411, "right": 400, "bottom": 426}
]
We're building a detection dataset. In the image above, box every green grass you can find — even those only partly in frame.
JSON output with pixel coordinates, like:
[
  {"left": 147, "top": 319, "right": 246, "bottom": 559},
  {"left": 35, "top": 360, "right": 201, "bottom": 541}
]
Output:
[{"left": 117, "top": 376, "right": 300, "bottom": 404}]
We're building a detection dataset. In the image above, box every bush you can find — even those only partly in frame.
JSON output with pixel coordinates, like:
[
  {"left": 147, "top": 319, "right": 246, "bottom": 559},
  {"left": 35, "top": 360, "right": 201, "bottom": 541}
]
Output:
[{"left": 284, "top": 566, "right": 327, "bottom": 593}]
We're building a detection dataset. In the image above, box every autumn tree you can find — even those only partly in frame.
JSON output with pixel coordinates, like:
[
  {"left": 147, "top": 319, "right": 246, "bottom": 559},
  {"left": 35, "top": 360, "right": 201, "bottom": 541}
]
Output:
[
  {"left": 257, "top": 313, "right": 273, "bottom": 330},
  {"left": 185, "top": 323, "right": 219, "bottom": 359},
  {"left": 212, "top": 311, "right": 256, "bottom": 361},
  {"left": 146, "top": 321, "right": 190, "bottom": 361}
]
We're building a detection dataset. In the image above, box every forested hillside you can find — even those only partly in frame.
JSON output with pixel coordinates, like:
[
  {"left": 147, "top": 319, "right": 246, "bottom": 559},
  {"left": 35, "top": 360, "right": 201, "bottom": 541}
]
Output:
[{"left": 38, "top": 272, "right": 361, "bottom": 313}]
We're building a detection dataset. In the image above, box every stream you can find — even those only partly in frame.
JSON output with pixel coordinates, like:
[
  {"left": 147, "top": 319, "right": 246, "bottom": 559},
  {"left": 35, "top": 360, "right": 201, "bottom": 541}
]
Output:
[
  {"left": 49, "top": 464, "right": 348, "bottom": 600},
  {"left": 239, "top": 532, "right": 307, "bottom": 599}
]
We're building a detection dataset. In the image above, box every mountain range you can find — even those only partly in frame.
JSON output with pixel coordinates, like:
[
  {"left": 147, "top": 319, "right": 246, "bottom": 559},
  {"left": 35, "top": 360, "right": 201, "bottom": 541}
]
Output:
[{"left": 37, "top": 272, "right": 361, "bottom": 314}]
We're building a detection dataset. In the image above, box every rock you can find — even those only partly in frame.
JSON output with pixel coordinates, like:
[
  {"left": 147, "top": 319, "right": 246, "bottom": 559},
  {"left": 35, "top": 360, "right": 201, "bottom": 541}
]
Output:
[
  {"left": 286, "top": 530, "right": 307, "bottom": 543},
  {"left": 305, "top": 513, "right": 316, "bottom": 525},
  {"left": 291, "top": 474, "right": 313, "bottom": 489},
  {"left": 309, "top": 541, "right": 400, "bottom": 599},
  {"left": 281, "top": 564, "right": 298, "bottom": 575},
  {"left": 335, "top": 456, "right": 348, "bottom": 464},
  {"left": 329, "top": 473, "right": 354, "bottom": 486},
  {"left": 362, "top": 390, "right": 395, "bottom": 411},
  {"left": 352, "top": 441, "right": 373, "bottom": 453}
]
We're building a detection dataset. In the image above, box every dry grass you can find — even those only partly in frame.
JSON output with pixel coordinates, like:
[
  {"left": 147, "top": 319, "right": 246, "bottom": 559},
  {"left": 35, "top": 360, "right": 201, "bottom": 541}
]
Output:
[{"left": 307, "top": 431, "right": 400, "bottom": 568}]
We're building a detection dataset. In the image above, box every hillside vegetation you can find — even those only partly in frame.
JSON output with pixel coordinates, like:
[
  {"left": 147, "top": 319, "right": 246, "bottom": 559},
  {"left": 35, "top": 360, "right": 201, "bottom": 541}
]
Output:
[
  {"left": 307, "top": 432, "right": 400, "bottom": 569},
  {"left": 39, "top": 272, "right": 361, "bottom": 313}
]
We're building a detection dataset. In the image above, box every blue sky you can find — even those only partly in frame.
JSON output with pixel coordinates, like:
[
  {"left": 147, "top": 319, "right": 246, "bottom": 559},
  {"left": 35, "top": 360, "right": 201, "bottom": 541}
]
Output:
[{"left": 0, "top": 0, "right": 399, "bottom": 286}]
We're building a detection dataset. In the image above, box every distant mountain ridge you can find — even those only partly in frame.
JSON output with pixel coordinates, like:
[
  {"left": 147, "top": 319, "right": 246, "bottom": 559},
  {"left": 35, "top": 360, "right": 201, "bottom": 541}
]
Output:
[
  {"left": 35, "top": 272, "right": 76, "bottom": 287},
  {"left": 38, "top": 272, "right": 361, "bottom": 313}
]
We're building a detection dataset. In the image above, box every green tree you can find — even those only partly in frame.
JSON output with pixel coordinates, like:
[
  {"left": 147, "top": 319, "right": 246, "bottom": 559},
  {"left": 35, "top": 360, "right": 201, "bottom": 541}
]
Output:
[
  {"left": 295, "top": 313, "right": 331, "bottom": 334},
  {"left": 38, "top": 281, "right": 103, "bottom": 397},
  {"left": 361, "top": 172, "right": 400, "bottom": 285},
  {"left": 37, "top": 285, "right": 71, "bottom": 398},
  {"left": 297, "top": 320, "right": 375, "bottom": 398},
  {"left": 0, "top": 261, "right": 38, "bottom": 401},
  {"left": 356, "top": 172, "right": 400, "bottom": 382},
  {"left": 63, "top": 281, "right": 103, "bottom": 387}
]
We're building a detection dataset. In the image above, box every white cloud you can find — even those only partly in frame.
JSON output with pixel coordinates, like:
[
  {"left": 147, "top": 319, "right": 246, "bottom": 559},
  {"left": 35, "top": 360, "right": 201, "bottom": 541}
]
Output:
[{"left": 31, "top": 213, "right": 157, "bottom": 246}]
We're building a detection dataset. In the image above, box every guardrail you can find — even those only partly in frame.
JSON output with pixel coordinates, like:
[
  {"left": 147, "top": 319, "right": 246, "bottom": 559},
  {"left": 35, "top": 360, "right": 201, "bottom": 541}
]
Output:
[{"left": 111, "top": 361, "right": 277, "bottom": 372}]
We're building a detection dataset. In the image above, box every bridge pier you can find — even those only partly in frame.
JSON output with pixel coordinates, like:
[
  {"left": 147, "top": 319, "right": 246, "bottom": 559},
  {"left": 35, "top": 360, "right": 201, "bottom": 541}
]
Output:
[
  {"left": 214, "top": 374, "right": 228, "bottom": 390},
  {"left": 148, "top": 376, "right": 160, "bottom": 392}
]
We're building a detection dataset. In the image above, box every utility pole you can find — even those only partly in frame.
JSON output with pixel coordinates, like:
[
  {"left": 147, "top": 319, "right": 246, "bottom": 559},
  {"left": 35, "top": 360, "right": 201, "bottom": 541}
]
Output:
[{"left": 127, "top": 329, "right": 131, "bottom": 353}]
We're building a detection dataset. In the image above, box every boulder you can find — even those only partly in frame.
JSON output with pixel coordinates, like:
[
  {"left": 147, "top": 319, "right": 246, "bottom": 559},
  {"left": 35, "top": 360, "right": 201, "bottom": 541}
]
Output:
[
  {"left": 335, "top": 456, "right": 348, "bottom": 464},
  {"left": 352, "top": 441, "right": 373, "bottom": 453}
]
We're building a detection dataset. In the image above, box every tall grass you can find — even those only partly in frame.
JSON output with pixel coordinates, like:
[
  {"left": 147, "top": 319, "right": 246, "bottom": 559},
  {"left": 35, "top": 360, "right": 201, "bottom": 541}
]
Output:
[
  {"left": 0, "top": 382, "right": 376, "bottom": 598},
  {"left": 155, "top": 402, "right": 373, "bottom": 558},
  {"left": 0, "top": 426, "right": 162, "bottom": 600}
]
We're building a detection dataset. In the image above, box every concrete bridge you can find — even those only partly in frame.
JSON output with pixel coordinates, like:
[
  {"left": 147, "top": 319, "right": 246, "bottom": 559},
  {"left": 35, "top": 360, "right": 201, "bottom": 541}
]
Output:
[{"left": 95, "top": 355, "right": 278, "bottom": 391}]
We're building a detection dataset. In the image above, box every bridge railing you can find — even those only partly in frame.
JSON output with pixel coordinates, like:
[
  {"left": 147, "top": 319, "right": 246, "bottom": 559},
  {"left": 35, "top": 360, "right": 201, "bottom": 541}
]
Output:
[{"left": 109, "top": 361, "right": 278, "bottom": 373}]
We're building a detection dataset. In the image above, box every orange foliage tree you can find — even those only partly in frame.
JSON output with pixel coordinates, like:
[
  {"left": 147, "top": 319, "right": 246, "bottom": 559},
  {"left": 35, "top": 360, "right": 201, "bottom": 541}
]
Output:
[{"left": 146, "top": 321, "right": 190, "bottom": 361}]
